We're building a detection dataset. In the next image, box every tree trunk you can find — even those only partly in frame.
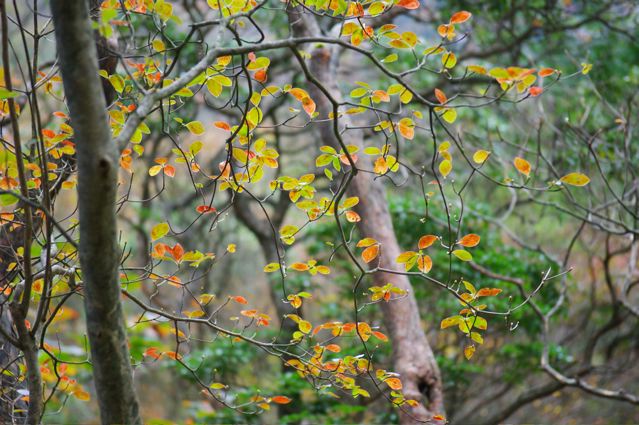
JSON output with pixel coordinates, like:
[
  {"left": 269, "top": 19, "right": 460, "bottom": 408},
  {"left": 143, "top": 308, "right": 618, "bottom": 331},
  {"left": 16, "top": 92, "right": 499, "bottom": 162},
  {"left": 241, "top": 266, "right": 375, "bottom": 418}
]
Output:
[
  {"left": 50, "top": 1, "right": 141, "bottom": 424},
  {"left": 287, "top": 11, "right": 445, "bottom": 424}
]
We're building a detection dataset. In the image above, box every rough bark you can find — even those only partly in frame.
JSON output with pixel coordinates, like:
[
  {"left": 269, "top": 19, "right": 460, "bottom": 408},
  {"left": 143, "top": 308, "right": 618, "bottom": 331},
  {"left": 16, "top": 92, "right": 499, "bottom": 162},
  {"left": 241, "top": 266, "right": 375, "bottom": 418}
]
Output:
[
  {"left": 288, "top": 11, "right": 445, "bottom": 424},
  {"left": 50, "top": 1, "right": 141, "bottom": 424}
]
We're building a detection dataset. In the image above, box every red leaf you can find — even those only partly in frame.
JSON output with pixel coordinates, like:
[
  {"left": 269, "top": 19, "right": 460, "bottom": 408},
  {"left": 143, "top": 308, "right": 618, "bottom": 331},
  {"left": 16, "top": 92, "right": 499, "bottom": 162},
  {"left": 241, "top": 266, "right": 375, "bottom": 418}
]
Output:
[{"left": 196, "top": 205, "right": 216, "bottom": 214}]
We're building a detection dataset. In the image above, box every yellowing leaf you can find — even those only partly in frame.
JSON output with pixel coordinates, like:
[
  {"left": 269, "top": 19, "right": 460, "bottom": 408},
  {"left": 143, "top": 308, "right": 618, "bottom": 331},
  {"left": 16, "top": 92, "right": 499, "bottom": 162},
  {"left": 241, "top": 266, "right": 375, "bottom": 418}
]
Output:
[
  {"left": 210, "top": 383, "right": 226, "bottom": 390},
  {"left": 186, "top": 121, "right": 205, "bottom": 135},
  {"left": 464, "top": 345, "right": 475, "bottom": 360},
  {"left": 151, "top": 222, "right": 169, "bottom": 241},
  {"left": 74, "top": 390, "right": 91, "bottom": 401},
  {"left": 108, "top": 74, "right": 125, "bottom": 94},
  {"left": 440, "top": 315, "right": 462, "bottom": 329},
  {"left": 581, "top": 63, "right": 592, "bottom": 75},
  {"left": 264, "top": 263, "right": 281, "bottom": 272},
  {"left": 560, "top": 173, "right": 590, "bottom": 187},
  {"left": 452, "top": 249, "right": 472, "bottom": 262},
  {"left": 514, "top": 157, "right": 531, "bottom": 177},
  {"left": 472, "top": 150, "right": 490, "bottom": 164},
  {"left": 298, "top": 320, "right": 312, "bottom": 334},
  {"left": 439, "top": 159, "right": 452, "bottom": 177},
  {"left": 440, "top": 108, "right": 457, "bottom": 123},
  {"left": 442, "top": 52, "right": 457, "bottom": 68},
  {"left": 357, "top": 238, "right": 377, "bottom": 248}
]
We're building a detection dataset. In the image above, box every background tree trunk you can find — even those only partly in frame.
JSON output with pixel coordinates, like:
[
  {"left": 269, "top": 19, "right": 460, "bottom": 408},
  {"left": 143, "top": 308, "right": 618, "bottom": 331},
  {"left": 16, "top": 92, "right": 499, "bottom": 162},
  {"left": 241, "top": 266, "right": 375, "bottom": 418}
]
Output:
[
  {"left": 287, "top": 10, "right": 445, "bottom": 424},
  {"left": 50, "top": 1, "right": 141, "bottom": 424}
]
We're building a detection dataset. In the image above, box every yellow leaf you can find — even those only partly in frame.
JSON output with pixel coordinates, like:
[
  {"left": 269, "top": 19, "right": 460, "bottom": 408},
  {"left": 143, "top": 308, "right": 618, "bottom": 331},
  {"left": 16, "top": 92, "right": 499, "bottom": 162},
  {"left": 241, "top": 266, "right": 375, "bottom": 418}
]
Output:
[
  {"left": 560, "top": 173, "right": 590, "bottom": 187},
  {"left": 186, "top": 121, "right": 205, "bottom": 135},
  {"left": 472, "top": 150, "right": 490, "bottom": 164},
  {"left": 439, "top": 159, "right": 452, "bottom": 177},
  {"left": 464, "top": 345, "right": 475, "bottom": 360},
  {"left": 151, "top": 222, "right": 169, "bottom": 241}
]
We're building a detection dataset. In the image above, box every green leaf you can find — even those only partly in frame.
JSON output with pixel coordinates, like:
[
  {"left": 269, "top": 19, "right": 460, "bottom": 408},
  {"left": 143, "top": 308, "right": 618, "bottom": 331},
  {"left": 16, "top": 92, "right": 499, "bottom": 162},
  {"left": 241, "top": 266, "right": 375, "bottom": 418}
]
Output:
[
  {"left": 472, "top": 316, "right": 487, "bottom": 330},
  {"left": 452, "top": 249, "right": 472, "bottom": 262},
  {"left": 0, "top": 88, "right": 18, "bottom": 99},
  {"left": 0, "top": 193, "right": 18, "bottom": 206}
]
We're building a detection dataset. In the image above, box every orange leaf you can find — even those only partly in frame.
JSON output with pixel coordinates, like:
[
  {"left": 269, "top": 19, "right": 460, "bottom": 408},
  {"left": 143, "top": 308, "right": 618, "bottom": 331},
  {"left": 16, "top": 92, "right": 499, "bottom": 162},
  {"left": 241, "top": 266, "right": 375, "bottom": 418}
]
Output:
[
  {"left": 434, "top": 88, "right": 447, "bottom": 104},
  {"left": 74, "top": 390, "right": 91, "bottom": 401},
  {"left": 396, "top": 0, "right": 419, "bottom": 9},
  {"left": 418, "top": 255, "right": 432, "bottom": 273},
  {"left": 398, "top": 119, "right": 414, "bottom": 140},
  {"left": 418, "top": 235, "right": 437, "bottom": 249},
  {"left": 361, "top": 245, "right": 380, "bottom": 263},
  {"left": 144, "top": 347, "right": 161, "bottom": 360},
  {"left": 171, "top": 243, "right": 184, "bottom": 261},
  {"left": 254, "top": 69, "right": 267, "bottom": 83},
  {"left": 514, "top": 157, "right": 531, "bottom": 177},
  {"left": 271, "top": 396, "right": 292, "bottom": 404},
  {"left": 345, "top": 210, "right": 361, "bottom": 222},
  {"left": 325, "top": 344, "right": 341, "bottom": 353},
  {"left": 301, "top": 97, "right": 316, "bottom": 117},
  {"left": 232, "top": 295, "right": 248, "bottom": 304},
  {"left": 458, "top": 233, "right": 480, "bottom": 247},
  {"left": 450, "top": 10, "right": 471, "bottom": 24},
  {"left": 163, "top": 165, "right": 175, "bottom": 177},
  {"left": 241, "top": 309, "right": 257, "bottom": 317},
  {"left": 289, "top": 262, "right": 310, "bottom": 271},
  {"left": 477, "top": 288, "right": 502, "bottom": 297},
  {"left": 164, "top": 351, "right": 182, "bottom": 360},
  {"left": 538, "top": 68, "right": 555, "bottom": 77},
  {"left": 214, "top": 121, "right": 231, "bottom": 131},
  {"left": 372, "top": 330, "right": 388, "bottom": 341},
  {"left": 385, "top": 377, "right": 403, "bottom": 390},
  {"left": 529, "top": 86, "right": 543, "bottom": 97}
]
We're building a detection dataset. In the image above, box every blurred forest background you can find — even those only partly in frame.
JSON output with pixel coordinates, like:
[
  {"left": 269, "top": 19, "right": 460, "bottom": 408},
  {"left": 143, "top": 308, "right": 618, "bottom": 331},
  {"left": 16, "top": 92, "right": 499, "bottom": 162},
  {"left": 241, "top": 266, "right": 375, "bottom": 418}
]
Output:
[{"left": 1, "top": 0, "right": 638, "bottom": 424}]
